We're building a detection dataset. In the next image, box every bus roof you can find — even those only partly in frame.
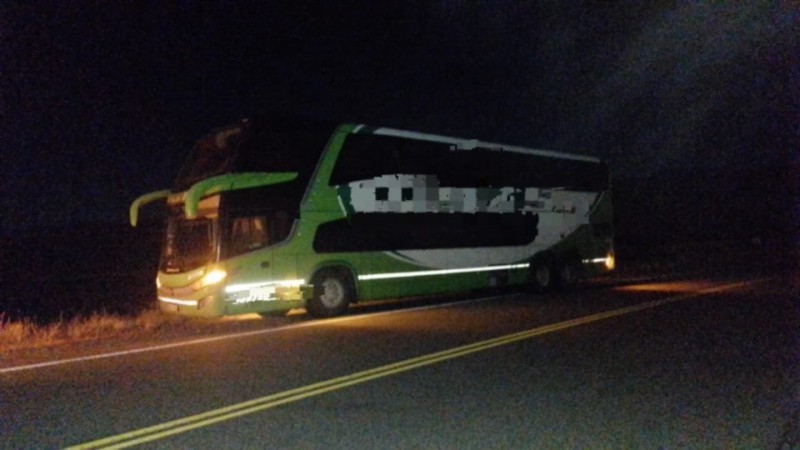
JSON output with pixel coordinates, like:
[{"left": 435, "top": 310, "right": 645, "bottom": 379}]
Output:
[{"left": 350, "top": 124, "right": 602, "bottom": 164}]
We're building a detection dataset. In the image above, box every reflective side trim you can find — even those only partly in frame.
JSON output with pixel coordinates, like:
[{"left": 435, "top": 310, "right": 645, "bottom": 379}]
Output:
[
  {"left": 159, "top": 297, "right": 198, "bottom": 307},
  {"left": 582, "top": 257, "right": 608, "bottom": 264},
  {"left": 358, "top": 263, "right": 530, "bottom": 281},
  {"left": 582, "top": 254, "right": 615, "bottom": 270},
  {"left": 225, "top": 279, "right": 306, "bottom": 293}
]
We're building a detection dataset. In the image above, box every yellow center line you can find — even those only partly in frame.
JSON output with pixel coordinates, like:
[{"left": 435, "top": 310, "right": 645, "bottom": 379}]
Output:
[{"left": 67, "top": 279, "right": 766, "bottom": 449}]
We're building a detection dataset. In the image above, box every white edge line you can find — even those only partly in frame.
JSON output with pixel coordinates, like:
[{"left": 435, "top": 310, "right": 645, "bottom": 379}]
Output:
[
  {"left": 2, "top": 278, "right": 770, "bottom": 374},
  {"left": 0, "top": 292, "right": 519, "bottom": 374}
]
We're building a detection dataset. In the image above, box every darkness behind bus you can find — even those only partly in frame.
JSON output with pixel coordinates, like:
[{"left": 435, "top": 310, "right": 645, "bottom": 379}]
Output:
[
  {"left": 1, "top": 206, "right": 166, "bottom": 324},
  {"left": 0, "top": 158, "right": 794, "bottom": 324}
]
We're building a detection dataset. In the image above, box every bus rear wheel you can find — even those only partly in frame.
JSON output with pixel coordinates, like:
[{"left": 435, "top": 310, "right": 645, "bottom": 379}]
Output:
[
  {"left": 556, "top": 259, "right": 580, "bottom": 291},
  {"left": 307, "top": 269, "right": 353, "bottom": 317},
  {"left": 530, "top": 260, "right": 554, "bottom": 293}
]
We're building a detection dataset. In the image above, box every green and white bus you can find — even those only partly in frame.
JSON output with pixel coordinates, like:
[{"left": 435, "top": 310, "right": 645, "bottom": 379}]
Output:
[{"left": 130, "top": 117, "right": 614, "bottom": 318}]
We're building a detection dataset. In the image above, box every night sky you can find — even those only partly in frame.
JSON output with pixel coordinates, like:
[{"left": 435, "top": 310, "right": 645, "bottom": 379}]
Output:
[{"left": 2, "top": 2, "right": 798, "bottom": 233}]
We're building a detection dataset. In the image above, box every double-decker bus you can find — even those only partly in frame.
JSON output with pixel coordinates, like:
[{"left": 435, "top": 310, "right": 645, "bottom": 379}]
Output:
[{"left": 130, "top": 117, "right": 614, "bottom": 317}]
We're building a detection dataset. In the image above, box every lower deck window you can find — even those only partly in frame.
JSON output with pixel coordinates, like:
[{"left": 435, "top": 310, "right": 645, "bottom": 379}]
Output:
[{"left": 227, "top": 211, "right": 294, "bottom": 257}]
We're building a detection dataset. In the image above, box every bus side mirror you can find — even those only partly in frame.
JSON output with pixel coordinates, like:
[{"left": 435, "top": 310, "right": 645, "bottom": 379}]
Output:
[{"left": 130, "top": 190, "right": 170, "bottom": 227}]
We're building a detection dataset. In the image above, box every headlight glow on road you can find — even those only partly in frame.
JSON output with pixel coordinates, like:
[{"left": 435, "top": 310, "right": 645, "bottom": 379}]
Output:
[{"left": 615, "top": 280, "right": 717, "bottom": 293}]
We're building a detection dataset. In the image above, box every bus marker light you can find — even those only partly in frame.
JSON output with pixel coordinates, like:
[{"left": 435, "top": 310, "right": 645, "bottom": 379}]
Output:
[{"left": 604, "top": 253, "right": 615, "bottom": 270}]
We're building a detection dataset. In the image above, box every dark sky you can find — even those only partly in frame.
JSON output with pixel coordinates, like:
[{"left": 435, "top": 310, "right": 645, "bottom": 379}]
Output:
[{"left": 2, "top": 2, "right": 798, "bottom": 232}]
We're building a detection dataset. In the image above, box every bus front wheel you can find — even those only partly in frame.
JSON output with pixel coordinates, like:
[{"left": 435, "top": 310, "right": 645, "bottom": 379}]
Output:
[{"left": 307, "top": 269, "right": 353, "bottom": 317}]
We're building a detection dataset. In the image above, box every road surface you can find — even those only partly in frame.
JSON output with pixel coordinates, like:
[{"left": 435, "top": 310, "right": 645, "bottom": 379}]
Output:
[{"left": 2, "top": 274, "right": 798, "bottom": 449}]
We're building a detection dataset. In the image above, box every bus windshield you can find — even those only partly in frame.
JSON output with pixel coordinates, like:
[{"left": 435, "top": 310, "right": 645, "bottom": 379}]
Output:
[
  {"left": 160, "top": 213, "right": 218, "bottom": 273},
  {"left": 160, "top": 195, "right": 221, "bottom": 273}
]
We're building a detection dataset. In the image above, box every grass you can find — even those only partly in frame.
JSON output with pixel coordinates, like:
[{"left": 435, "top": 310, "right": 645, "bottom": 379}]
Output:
[{"left": 0, "top": 308, "right": 192, "bottom": 353}]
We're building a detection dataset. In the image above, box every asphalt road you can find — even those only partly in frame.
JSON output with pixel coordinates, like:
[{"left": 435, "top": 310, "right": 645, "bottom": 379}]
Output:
[{"left": 2, "top": 274, "right": 798, "bottom": 449}]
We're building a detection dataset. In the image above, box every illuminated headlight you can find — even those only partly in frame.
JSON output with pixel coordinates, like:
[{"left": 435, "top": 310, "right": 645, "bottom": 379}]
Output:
[
  {"left": 192, "top": 269, "right": 227, "bottom": 289},
  {"left": 155, "top": 276, "right": 162, "bottom": 289}
]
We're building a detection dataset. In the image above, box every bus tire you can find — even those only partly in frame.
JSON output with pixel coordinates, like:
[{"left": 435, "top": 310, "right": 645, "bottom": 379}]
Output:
[
  {"left": 307, "top": 268, "right": 353, "bottom": 317},
  {"left": 530, "top": 258, "right": 554, "bottom": 293},
  {"left": 556, "top": 258, "right": 580, "bottom": 291}
]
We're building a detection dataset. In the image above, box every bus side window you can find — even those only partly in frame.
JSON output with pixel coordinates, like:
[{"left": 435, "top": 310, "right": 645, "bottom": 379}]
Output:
[
  {"left": 230, "top": 216, "right": 269, "bottom": 256},
  {"left": 271, "top": 211, "right": 293, "bottom": 244}
]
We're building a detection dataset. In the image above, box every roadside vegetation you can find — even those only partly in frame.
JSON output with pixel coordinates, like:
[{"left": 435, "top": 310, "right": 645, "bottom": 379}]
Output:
[{"left": 0, "top": 308, "right": 200, "bottom": 353}]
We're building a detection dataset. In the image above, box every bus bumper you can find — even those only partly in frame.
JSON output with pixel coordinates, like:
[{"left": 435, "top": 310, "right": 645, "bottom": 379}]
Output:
[{"left": 158, "top": 292, "right": 226, "bottom": 317}]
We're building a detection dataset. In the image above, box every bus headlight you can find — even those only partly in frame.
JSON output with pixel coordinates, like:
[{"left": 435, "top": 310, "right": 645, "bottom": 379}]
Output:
[{"left": 199, "top": 269, "right": 227, "bottom": 287}]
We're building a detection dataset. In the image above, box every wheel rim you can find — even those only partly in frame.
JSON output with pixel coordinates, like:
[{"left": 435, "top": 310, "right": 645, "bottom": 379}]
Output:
[
  {"left": 320, "top": 278, "right": 344, "bottom": 308},
  {"left": 535, "top": 265, "right": 550, "bottom": 287}
]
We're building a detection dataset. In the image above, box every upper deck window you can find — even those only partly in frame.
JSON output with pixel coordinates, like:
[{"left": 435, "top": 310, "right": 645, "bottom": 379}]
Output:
[
  {"left": 174, "top": 127, "right": 242, "bottom": 191},
  {"left": 173, "top": 117, "right": 336, "bottom": 192},
  {"left": 331, "top": 133, "right": 609, "bottom": 191}
]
